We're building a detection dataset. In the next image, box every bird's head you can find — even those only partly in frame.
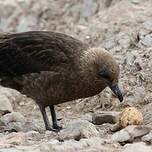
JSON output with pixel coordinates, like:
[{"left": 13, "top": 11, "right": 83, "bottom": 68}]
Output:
[{"left": 80, "top": 48, "right": 123, "bottom": 102}]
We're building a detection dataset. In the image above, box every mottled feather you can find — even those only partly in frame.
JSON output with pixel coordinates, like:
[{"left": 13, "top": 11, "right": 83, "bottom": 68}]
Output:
[{"left": 0, "top": 31, "right": 87, "bottom": 77}]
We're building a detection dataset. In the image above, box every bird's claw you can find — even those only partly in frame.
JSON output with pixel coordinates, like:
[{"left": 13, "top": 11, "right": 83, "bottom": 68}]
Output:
[
  {"left": 46, "top": 125, "right": 62, "bottom": 132},
  {"left": 53, "top": 125, "right": 62, "bottom": 132}
]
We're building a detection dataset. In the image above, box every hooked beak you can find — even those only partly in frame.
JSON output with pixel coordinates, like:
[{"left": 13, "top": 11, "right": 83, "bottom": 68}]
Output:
[{"left": 110, "top": 84, "right": 123, "bottom": 102}]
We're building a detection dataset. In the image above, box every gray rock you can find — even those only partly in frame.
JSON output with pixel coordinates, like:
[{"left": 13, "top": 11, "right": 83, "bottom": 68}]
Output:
[
  {"left": 123, "top": 52, "right": 136, "bottom": 65},
  {"left": 3, "top": 132, "right": 26, "bottom": 146},
  {"left": 0, "top": 137, "right": 119, "bottom": 152},
  {"left": 110, "top": 123, "right": 121, "bottom": 132},
  {"left": 142, "top": 20, "right": 152, "bottom": 31},
  {"left": 25, "top": 131, "right": 41, "bottom": 140},
  {"left": 102, "top": 35, "right": 116, "bottom": 50},
  {"left": 0, "top": 87, "right": 22, "bottom": 101},
  {"left": 0, "top": 94, "right": 13, "bottom": 116},
  {"left": 104, "top": 0, "right": 113, "bottom": 8},
  {"left": 80, "top": 113, "right": 92, "bottom": 122},
  {"left": 1, "top": 112, "right": 26, "bottom": 124},
  {"left": 39, "top": 137, "right": 118, "bottom": 152},
  {"left": 142, "top": 131, "right": 152, "bottom": 144},
  {"left": 0, "top": 0, "right": 21, "bottom": 31},
  {"left": 0, "top": 113, "right": 42, "bottom": 132},
  {"left": 134, "top": 86, "right": 146, "bottom": 103},
  {"left": 0, "top": 132, "right": 4, "bottom": 139},
  {"left": 10, "top": 120, "right": 43, "bottom": 133},
  {"left": 80, "top": 0, "right": 98, "bottom": 18},
  {"left": 112, "top": 127, "right": 131, "bottom": 142},
  {"left": 0, "top": 147, "right": 39, "bottom": 152},
  {"left": 58, "top": 120, "right": 99, "bottom": 141},
  {"left": 140, "top": 34, "right": 152, "bottom": 47},
  {"left": 0, "top": 149, "right": 23, "bottom": 152},
  {"left": 112, "top": 125, "right": 150, "bottom": 143},
  {"left": 0, "top": 86, "right": 24, "bottom": 116},
  {"left": 124, "top": 86, "right": 146, "bottom": 105},
  {"left": 116, "top": 33, "right": 131, "bottom": 49},
  {"left": 103, "top": 32, "right": 131, "bottom": 50},
  {"left": 92, "top": 111, "right": 120, "bottom": 125},
  {"left": 142, "top": 103, "right": 152, "bottom": 126},
  {"left": 134, "top": 57, "right": 143, "bottom": 70},
  {"left": 0, "top": 1, "right": 17, "bottom": 18},
  {"left": 16, "top": 15, "right": 38, "bottom": 32},
  {"left": 0, "top": 112, "right": 26, "bottom": 132},
  {"left": 130, "top": 0, "right": 140, "bottom": 4},
  {"left": 122, "top": 142, "right": 152, "bottom": 152}
]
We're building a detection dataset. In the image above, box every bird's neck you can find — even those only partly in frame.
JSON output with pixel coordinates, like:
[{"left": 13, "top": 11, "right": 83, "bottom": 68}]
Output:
[{"left": 76, "top": 47, "right": 107, "bottom": 98}]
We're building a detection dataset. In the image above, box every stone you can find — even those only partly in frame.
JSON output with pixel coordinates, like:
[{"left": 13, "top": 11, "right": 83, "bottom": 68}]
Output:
[
  {"left": 0, "top": 86, "right": 24, "bottom": 116},
  {"left": 112, "top": 127, "right": 131, "bottom": 143},
  {"left": 133, "top": 87, "right": 146, "bottom": 104},
  {"left": 142, "top": 20, "right": 152, "bottom": 31},
  {"left": 123, "top": 52, "right": 136, "bottom": 65},
  {"left": 123, "top": 87, "right": 146, "bottom": 106},
  {"left": 0, "top": 86, "right": 22, "bottom": 101},
  {"left": 80, "top": 113, "right": 92, "bottom": 122},
  {"left": 0, "top": 94, "right": 13, "bottom": 116},
  {"left": 5, "top": 132, "right": 25, "bottom": 145},
  {"left": 92, "top": 111, "right": 120, "bottom": 125},
  {"left": 8, "top": 120, "right": 43, "bottom": 133},
  {"left": 1, "top": 137, "right": 119, "bottom": 152},
  {"left": 142, "top": 103, "right": 152, "bottom": 127},
  {"left": 134, "top": 57, "right": 143, "bottom": 70},
  {"left": 116, "top": 33, "right": 131, "bottom": 49},
  {"left": 142, "top": 131, "right": 152, "bottom": 144},
  {"left": 1, "top": 112, "right": 26, "bottom": 124},
  {"left": 80, "top": 0, "right": 98, "bottom": 18},
  {"left": 0, "top": 146, "right": 40, "bottom": 152},
  {"left": 112, "top": 125, "right": 150, "bottom": 143},
  {"left": 25, "top": 131, "right": 41, "bottom": 140},
  {"left": 104, "top": 0, "right": 113, "bottom": 8},
  {"left": 103, "top": 38, "right": 116, "bottom": 50},
  {"left": 39, "top": 137, "right": 118, "bottom": 152},
  {"left": 0, "top": 112, "right": 26, "bottom": 132},
  {"left": 0, "top": 132, "right": 26, "bottom": 148},
  {"left": 140, "top": 33, "right": 152, "bottom": 47},
  {"left": 0, "top": 114, "right": 42, "bottom": 132},
  {"left": 110, "top": 123, "right": 121, "bottom": 132},
  {"left": 16, "top": 15, "right": 37, "bottom": 32},
  {"left": 58, "top": 120, "right": 99, "bottom": 141},
  {"left": 122, "top": 142, "right": 152, "bottom": 152},
  {"left": 0, "top": 149, "right": 22, "bottom": 152},
  {"left": 130, "top": 0, "right": 140, "bottom": 4}
]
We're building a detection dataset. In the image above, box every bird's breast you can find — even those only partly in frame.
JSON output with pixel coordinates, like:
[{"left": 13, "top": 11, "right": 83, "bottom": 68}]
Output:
[{"left": 20, "top": 71, "right": 106, "bottom": 106}]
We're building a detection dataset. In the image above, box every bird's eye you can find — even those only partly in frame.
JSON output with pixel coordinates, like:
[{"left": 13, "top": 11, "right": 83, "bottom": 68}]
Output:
[{"left": 99, "top": 68, "right": 110, "bottom": 79}]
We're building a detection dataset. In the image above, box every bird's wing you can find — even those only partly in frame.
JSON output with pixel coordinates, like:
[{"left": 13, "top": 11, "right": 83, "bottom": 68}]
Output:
[{"left": 0, "top": 31, "right": 86, "bottom": 77}]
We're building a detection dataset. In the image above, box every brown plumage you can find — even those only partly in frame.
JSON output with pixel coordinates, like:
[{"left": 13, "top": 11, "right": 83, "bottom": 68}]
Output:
[{"left": 0, "top": 31, "right": 123, "bottom": 131}]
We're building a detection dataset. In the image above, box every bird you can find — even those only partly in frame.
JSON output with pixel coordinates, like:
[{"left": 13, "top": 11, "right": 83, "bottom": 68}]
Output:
[{"left": 0, "top": 31, "right": 123, "bottom": 132}]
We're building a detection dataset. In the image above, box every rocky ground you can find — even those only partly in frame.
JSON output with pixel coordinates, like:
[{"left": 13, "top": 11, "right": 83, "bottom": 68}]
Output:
[{"left": 0, "top": 0, "right": 152, "bottom": 151}]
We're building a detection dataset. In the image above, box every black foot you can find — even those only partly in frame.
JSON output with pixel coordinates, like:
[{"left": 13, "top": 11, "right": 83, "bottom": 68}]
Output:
[
  {"left": 53, "top": 125, "right": 62, "bottom": 131},
  {"left": 46, "top": 126, "right": 62, "bottom": 132}
]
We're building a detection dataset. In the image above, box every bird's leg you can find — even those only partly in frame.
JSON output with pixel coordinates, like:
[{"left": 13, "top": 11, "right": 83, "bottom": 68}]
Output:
[
  {"left": 38, "top": 105, "right": 60, "bottom": 132},
  {"left": 49, "top": 105, "right": 62, "bottom": 131},
  {"left": 39, "top": 105, "right": 51, "bottom": 130}
]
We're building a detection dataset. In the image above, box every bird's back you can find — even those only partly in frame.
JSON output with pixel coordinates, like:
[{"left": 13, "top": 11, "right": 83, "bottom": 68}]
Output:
[
  {"left": 0, "top": 31, "right": 87, "bottom": 76},
  {"left": 0, "top": 31, "right": 87, "bottom": 95}
]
